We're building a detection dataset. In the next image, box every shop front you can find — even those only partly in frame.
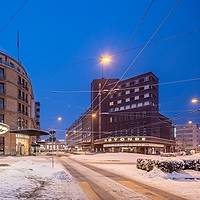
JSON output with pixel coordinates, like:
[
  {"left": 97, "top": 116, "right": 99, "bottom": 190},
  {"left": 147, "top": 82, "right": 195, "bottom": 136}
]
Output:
[
  {"left": 16, "top": 134, "right": 30, "bottom": 156},
  {"left": 11, "top": 129, "right": 49, "bottom": 156},
  {"left": 95, "top": 136, "right": 175, "bottom": 154}
]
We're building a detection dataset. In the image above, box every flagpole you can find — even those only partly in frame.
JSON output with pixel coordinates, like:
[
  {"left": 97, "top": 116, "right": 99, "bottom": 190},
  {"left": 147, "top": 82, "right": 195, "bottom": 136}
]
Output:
[{"left": 17, "top": 30, "right": 20, "bottom": 62}]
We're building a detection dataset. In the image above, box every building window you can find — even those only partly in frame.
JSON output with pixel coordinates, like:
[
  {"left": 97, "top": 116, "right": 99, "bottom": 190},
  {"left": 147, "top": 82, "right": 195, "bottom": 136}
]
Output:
[
  {"left": 126, "top": 98, "right": 130, "bottom": 102},
  {"left": 130, "top": 114, "right": 134, "bottom": 120},
  {"left": 134, "top": 79, "right": 139, "bottom": 84},
  {"left": 134, "top": 88, "right": 139, "bottom": 92},
  {"left": 144, "top": 85, "right": 149, "bottom": 90},
  {"left": 117, "top": 100, "right": 122, "bottom": 104},
  {"left": 144, "top": 77, "right": 149, "bottom": 82},
  {"left": 126, "top": 82, "right": 130, "bottom": 87},
  {"left": 131, "top": 123, "right": 134, "bottom": 134},
  {"left": 0, "top": 98, "right": 4, "bottom": 110},
  {"left": 125, "top": 115, "right": 128, "bottom": 121},
  {"left": 114, "top": 116, "right": 118, "bottom": 122},
  {"left": 137, "top": 122, "right": 140, "bottom": 134},
  {"left": 115, "top": 107, "right": 119, "bottom": 111},
  {"left": 110, "top": 117, "right": 113, "bottom": 123},
  {"left": 125, "top": 90, "right": 130, "bottom": 95},
  {"left": 138, "top": 102, "right": 143, "bottom": 107},
  {"left": 144, "top": 101, "right": 150, "bottom": 106},
  {"left": 119, "top": 116, "right": 123, "bottom": 121},
  {"left": 144, "top": 93, "right": 149, "bottom": 98},
  {"left": 0, "top": 68, "right": 4, "bottom": 79},
  {"left": 18, "top": 103, "right": 21, "bottom": 113},
  {"left": 136, "top": 112, "right": 140, "bottom": 119},
  {"left": 120, "top": 106, "right": 124, "bottom": 111},
  {"left": 0, "top": 83, "right": 4, "bottom": 94},
  {"left": 110, "top": 94, "right": 113, "bottom": 99},
  {"left": 0, "top": 114, "right": 4, "bottom": 122},
  {"left": 117, "top": 92, "right": 121, "bottom": 97},
  {"left": 109, "top": 101, "right": 114, "bottom": 106},
  {"left": 125, "top": 105, "right": 130, "bottom": 109},
  {"left": 135, "top": 96, "right": 139, "bottom": 100},
  {"left": 142, "top": 111, "right": 146, "bottom": 118},
  {"left": 132, "top": 104, "right": 136, "bottom": 108}
]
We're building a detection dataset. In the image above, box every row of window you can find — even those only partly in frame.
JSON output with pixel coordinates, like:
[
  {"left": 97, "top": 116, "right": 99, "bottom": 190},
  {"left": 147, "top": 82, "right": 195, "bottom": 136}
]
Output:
[
  {"left": 116, "top": 75, "right": 155, "bottom": 89},
  {"left": 109, "top": 85, "right": 155, "bottom": 99},
  {"left": 18, "top": 76, "right": 28, "bottom": 91},
  {"left": 109, "top": 93, "right": 156, "bottom": 106},
  {"left": 18, "top": 103, "right": 28, "bottom": 116},
  {"left": 0, "top": 57, "right": 27, "bottom": 77},
  {"left": 18, "top": 89, "right": 28, "bottom": 103},
  {"left": 17, "top": 118, "right": 28, "bottom": 129},
  {"left": 109, "top": 111, "right": 147, "bottom": 122},
  {"left": 109, "top": 101, "right": 157, "bottom": 112}
]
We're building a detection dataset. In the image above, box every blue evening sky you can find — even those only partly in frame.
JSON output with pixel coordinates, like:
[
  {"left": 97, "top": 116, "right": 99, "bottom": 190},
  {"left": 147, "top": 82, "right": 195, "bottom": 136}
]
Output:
[{"left": 0, "top": 0, "right": 200, "bottom": 139}]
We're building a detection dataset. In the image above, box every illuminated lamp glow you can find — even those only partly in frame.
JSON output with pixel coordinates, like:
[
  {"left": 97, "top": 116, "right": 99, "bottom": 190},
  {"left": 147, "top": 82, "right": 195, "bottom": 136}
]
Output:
[{"left": 0, "top": 123, "right": 10, "bottom": 134}]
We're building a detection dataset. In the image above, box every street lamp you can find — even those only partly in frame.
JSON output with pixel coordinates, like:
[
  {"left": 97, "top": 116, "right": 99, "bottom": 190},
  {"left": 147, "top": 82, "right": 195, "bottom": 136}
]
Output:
[
  {"left": 91, "top": 113, "right": 96, "bottom": 152},
  {"left": 191, "top": 98, "right": 198, "bottom": 104},
  {"left": 99, "top": 55, "right": 111, "bottom": 78}
]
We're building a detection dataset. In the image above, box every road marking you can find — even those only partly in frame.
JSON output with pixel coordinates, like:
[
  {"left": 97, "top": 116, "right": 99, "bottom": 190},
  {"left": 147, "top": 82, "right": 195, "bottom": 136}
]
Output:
[
  {"left": 119, "top": 181, "right": 168, "bottom": 200},
  {"left": 79, "top": 182, "right": 100, "bottom": 200}
]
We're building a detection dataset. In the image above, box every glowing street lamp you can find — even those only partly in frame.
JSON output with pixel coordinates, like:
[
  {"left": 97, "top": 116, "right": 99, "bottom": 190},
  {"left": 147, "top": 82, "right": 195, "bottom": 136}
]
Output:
[
  {"left": 99, "top": 55, "right": 111, "bottom": 78},
  {"left": 191, "top": 98, "right": 198, "bottom": 104}
]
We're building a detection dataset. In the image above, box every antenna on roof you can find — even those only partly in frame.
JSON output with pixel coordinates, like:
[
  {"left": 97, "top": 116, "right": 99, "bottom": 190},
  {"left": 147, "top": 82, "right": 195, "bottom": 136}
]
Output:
[{"left": 17, "top": 30, "right": 20, "bottom": 62}]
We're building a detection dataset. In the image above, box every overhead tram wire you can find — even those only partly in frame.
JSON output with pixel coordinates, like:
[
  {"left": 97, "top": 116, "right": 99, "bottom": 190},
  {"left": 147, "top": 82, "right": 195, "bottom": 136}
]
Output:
[
  {"left": 0, "top": 0, "right": 29, "bottom": 32},
  {"left": 29, "top": 28, "right": 200, "bottom": 76},
  {"left": 99, "top": 0, "right": 182, "bottom": 110},
  {"left": 38, "top": 76, "right": 200, "bottom": 93},
  {"left": 88, "top": 0, "right": 155, "bottom": 114}
]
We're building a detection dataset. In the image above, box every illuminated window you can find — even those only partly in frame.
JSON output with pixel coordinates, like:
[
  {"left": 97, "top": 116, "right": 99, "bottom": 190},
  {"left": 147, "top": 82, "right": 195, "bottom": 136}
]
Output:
[
  {"left": 126, "top": 98, "right": 130, "bottom": 102},
  {"left": 109, "top": 101, "right": 114, "bottom": 106},
  {"left": 135, "top": 96, "right": 139, "bottom": 100},
  {"left": 117, "top": 100, "right": 122, "bottom": 104},
  {"left": 134, "top": 88, "right": 139, "bottom": 92},
  {"left": 126, "top": 90, "right": 130, "bottom": 95}
]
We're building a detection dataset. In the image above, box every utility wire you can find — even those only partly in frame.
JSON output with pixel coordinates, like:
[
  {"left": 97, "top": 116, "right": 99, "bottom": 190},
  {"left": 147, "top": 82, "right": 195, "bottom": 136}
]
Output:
[
  {"left": 88, "top": 0, "right": 155, "bottom": 113},
  {"left": 29, "top": 28, "right": 199, "bottom": 76},
  {"left": 41, "top": 76, "right": 200, "bottom": 93},
  {"left": 0, "top": 0, "right": 29, "bottom": 32},
  {"left": 98, "top": 0, "right": 182, "bottom": 114}
]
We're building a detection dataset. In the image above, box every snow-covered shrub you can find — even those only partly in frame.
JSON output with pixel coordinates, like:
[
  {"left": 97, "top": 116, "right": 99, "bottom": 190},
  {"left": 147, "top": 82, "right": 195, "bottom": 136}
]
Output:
[
  {"left": 137, "top": 158, "right": 157, "bottom": 172},
  {"left": 156, "top": 160, "right": 184, "bottom": 173},
  {"left": 183, "top": 159, "right": 200, "bottom": 171}
]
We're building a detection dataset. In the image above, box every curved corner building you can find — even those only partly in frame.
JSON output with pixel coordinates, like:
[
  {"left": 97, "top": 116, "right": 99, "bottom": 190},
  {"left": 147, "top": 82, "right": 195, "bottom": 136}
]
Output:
[{"left": 0, "top": 51, "right": 48, "bottom": 156}]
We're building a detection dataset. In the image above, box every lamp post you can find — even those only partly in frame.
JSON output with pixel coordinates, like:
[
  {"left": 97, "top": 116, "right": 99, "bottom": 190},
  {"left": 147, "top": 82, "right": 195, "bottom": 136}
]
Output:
[
  {"left": 99, "top": 55, "right": 111, "bottom": 78},
  {"left": 91, "top": 113, "right": 96, "bottom": 152}
]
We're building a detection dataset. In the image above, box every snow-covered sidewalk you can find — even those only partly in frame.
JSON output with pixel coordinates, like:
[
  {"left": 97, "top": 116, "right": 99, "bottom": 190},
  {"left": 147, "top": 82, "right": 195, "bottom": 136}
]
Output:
[{"left": 0, "top": 156, "right": 87, "bottom": 200}]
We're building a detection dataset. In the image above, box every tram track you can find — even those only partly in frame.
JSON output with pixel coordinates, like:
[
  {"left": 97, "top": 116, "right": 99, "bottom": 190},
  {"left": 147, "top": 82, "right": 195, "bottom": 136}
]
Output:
[{"left": 58, "top": 156, "right": 188, "bottom": 200}]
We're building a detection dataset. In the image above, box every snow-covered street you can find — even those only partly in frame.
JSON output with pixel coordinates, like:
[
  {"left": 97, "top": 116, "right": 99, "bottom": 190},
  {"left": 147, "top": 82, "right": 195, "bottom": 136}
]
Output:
[{"left": 0, "top": 153, "right": 200, "bottom": 199}]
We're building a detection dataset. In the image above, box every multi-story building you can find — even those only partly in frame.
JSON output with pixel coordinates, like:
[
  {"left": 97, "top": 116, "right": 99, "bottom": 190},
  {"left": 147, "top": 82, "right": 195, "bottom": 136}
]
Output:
[
  {"left": 175, "top": 122, "right": 199, "bottom": 153},
  {"left": 66, "top": 72, "right": 175, "bottom": 154},
  {"left": 0, "top": 51, "right": 48, "bottom": 156}
]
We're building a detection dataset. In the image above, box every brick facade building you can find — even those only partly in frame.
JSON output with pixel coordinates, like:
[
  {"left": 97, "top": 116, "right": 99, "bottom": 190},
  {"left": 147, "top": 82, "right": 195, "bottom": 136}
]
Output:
[{"left": 66, "top": 72, "right": 175, "bottom": 154}]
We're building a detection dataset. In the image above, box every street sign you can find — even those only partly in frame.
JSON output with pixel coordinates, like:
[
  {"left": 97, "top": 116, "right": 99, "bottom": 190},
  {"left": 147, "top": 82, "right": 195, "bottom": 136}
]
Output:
[{"left": 49, "top": 130, "right": 56, "bottom": 142}]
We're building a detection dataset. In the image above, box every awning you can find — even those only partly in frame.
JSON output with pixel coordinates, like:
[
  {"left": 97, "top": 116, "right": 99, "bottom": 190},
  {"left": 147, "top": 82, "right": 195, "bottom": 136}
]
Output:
[
  {"left": 31, "top": 142, "right": 40, "bottom": 147},
  {"left": 10, "top": 129, "right": 49, "bottom": 136}
]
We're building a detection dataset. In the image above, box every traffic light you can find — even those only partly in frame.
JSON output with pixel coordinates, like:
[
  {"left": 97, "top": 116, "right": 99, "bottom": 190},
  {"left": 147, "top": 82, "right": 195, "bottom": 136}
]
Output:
[{"left": 49, "top": 130, "right": 56, "bottom": 142}]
